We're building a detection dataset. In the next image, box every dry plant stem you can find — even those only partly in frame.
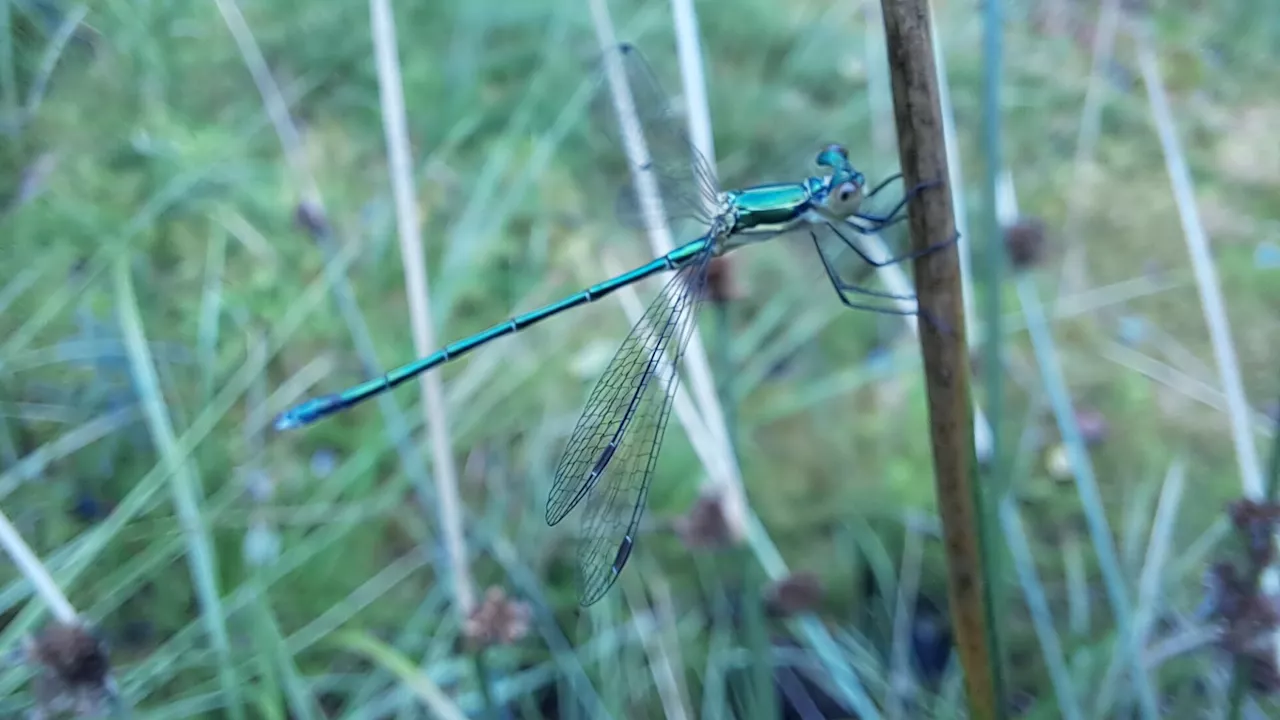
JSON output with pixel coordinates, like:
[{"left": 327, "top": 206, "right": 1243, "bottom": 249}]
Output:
[
  {"left": 668, "top": 0, "right": 715, "bottom": 178},
  {"left": 587, "top": 0, "right": 747, "bottom": 540},
  {"left": 1132, "top": 26, "right": 1262, "bottom": 497},
  {"left": 0, "top": 511, "right": 77, "bottom": 625},
  {"left": 863, "top": 18, "right": 994, "bottom": 462},
  {"left": 1058, "top": 0, "right": 1120, "bottom": 294},
  {"left": 878, "top": 1, "right": 1002, "bottom": 717},
  {"left": 1138, "top": 22, "right": 1279, "bottom": 674},
  {"left": 369, "top": 0, "right": 473, "bottom": 616},
  {"left": 928, "top": 8, "right": 979, "bottom": 348},
  {"left": 224, "top": 0, "right": 474, "bottom": 616},
  {"left": 624, "top": 581, "right": 690, "bottom": 720}
]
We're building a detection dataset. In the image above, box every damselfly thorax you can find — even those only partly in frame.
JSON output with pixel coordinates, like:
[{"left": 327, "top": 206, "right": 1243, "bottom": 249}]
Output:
[{"left": 714, "top": 162, "right": 869, "bottom": 254}]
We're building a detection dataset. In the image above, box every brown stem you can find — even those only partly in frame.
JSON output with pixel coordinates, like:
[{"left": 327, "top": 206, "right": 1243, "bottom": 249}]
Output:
[{"left": 877, "top": 1, "right": 1002, "bottom": 717}]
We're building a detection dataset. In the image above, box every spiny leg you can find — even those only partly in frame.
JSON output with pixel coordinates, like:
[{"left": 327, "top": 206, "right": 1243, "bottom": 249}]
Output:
[
  {"left": 826, "top": 220, "right": 958, "bottom": 269},
  {"left": 855, "top": 178, "right": 945, "bottom": 230},
  {"left": 811, "top": 232, "right": 918, "bottom": 302},
  {"left": 813, "top": 232, "right": 952, "bottom": 334},
  {"left": 815, "top": 239, "right": 921, "bottom": 317},
  {"left": 847, "top": 212, "right": 908, "bottom": 235},
  {"left": 861, "top": 172, "right": 902, "bottom": 202}
]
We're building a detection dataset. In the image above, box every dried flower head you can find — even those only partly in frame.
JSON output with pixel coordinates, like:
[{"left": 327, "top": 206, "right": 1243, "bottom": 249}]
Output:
[
  {"left": 672, "top": 492, "right": 738, "bottom": 550},
  {"left": 1227, "top": 499, "right": 1280, "bottom": 567},
  {"left": 1003, "top": 217, "right": 1049, "bottom": 270},
  {"left": 463, "top": 587, "right": 531, "bottom": 648},
  {"left": 764, "top": 571, "right": 824, "bottom": 618},
  {"left": 1220, "top": 590, "right": 1280, "bottom": 695},
  {"left": 1246, "top": 654, "right": 1280, "bottom": 694},
  {"left": 1201, "top": 529, "right": 1280, "bottom": 696},
  {"left": 25, "top": 621, "right": 114, "bottom": 719},
  {"left": 1073, "top": 406, "right": 1110, "bottom": 446},
  {"left": 294, "top": 200, "right": 330, "bottom": 239},
  {"left": 1200, "top": 561, "right": 1246, "bottom": 620}
]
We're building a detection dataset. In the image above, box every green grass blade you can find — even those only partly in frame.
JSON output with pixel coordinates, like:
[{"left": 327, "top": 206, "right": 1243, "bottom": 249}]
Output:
[
  {"left": 113, "top": 255, "right": 245, "bottom": 719},
  {"left": 329, "top": 630, "right": 469, "bottom": 720}
]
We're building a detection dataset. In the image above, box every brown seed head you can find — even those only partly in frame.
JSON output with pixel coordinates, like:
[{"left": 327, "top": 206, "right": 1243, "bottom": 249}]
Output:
[
  {"left": 673, "top": 492, "right": 738, "bottom": 550},
  {"left": 25, "top": 622, "right": 114, "bottom": 718},
  {"left": 463, "top": 586, "right": 531, "bottom": 648},
  {"left": 26, "top": 622, "right": 109, "bottom": 688},
  {"left": 1073, "top": 406, "right": 1110, "bottom": 446},
  {"left": 764, "top": 571, "right": 824, "bottom": 618},
  {"left": 1227, "top": 499, "right": 1280, "bottom": 567},
  {"left": 1003, "top": 217, "right": 1049, "bottom": 270},
  {"left": 294, "top": 200, "right": 330, "bottom": 240}
]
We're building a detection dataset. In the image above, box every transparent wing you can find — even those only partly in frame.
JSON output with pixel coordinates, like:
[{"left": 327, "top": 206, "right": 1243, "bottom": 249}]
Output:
[
  {"left": 575, "top": 351, "right": 682, "bottom": 606},
  {"left": 546, "top": 255, "right": 710, "bottom": 605},
  {"left": 547, "top": 254, "right": 709, "bottom": 525},
  {"left": 590, "top": 43, "right": 722, "bottom": 235}
]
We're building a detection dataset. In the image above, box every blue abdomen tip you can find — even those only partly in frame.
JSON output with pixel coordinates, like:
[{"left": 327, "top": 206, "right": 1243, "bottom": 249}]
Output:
[{"left": 273, "top": 395, "right": 340, "bottom": 432}]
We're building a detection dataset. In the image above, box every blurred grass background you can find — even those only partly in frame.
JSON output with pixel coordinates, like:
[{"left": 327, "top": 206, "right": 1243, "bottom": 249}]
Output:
[{"left": 1, "top": 0, "right": 1279, "bottom": 716}]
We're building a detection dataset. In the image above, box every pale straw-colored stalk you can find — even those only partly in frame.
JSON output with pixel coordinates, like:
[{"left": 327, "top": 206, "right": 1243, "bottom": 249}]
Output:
[
  {"left": 1058, "top": 0, "right": 1121, "bottom": 294},
  {"left": 625, "top": 578, "right": 690, "bottom": 720},
  {"left": 588, "top": 1, "right": 877, "bottom": 711},
  {"left": 0, "top": 512, "right": 77, "bottom": 625},
  {"left": 216, "top": 0, "right": 473, "bottom": 615},
  {"left": 368, "top": 0, "right": 473, "bottom": 615},
  {"left": 1130, "top": 15, "right": 1275, "bottom": 678},
  {"left": 1130, "top": 23, "right": 1263, "bottom": 497},
  {"left": 607, "top": 262, "right": 879, "bottom": 718},
  {"left": 586, "top": 0, "right": 747, "bottom": 539},
  {"left": 999, "top": 171, "right": 1159, "bottom": 716}
]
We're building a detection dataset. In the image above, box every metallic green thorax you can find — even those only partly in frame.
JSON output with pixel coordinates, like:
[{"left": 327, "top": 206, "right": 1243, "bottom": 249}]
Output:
[
  {"left": 719, "top": 183, "right": 813, "bottom": 248},
  {"left": 714, "top": 148, "right": 863, "bottom": 253}
]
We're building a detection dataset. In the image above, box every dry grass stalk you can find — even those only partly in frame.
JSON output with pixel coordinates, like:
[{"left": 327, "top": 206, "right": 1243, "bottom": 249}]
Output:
[{"left": 878, "top": 0, "right": 1003, "bottom": 716}]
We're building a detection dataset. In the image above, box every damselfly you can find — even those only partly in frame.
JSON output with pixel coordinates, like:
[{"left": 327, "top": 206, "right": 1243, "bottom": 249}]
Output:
[{"left": 275, "top": 43, "right": 948, "bottom": 606}]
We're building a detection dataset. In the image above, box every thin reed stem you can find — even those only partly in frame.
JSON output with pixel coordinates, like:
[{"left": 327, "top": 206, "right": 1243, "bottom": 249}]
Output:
[
  {"left": 116, "top": 257, "right": 242, "bottom": 718},
  {"left": 1057, "top": 0, "right": 1120, "bottom": 294},
  {"left": 1133, "top": 23, "right": 1263, "bottom": 498},
  {"left": 997, "top": 173, "right": 1160, "bottom": 717},
  {"left": 877, "top": 0, "right": 1004, "bottom": 716},
  {"left": 368, "top": 0, "right": 473, "bottom": 615},
  {"left": 0, "top": 511, "right": 77, "bottom": 625},
  {"left": 587, "top": 0, "right": 749, "bottom": 541},
  {"left": 862, "top": 18, "right": 995, "bottom": 463},
  {"left": 471, "top": 650, "right": 498, "bottom": 720}
]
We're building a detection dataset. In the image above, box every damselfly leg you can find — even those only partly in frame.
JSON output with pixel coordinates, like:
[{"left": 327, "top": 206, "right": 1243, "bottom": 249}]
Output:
[
  {"left": 812, "top": 175, "right": 958, "bottom": 330},
  {"left": 849, "top": 177, "right": 945, "bottom": 233},
  {"left": 812, "top": 231, "right": 919, "bottom": 310},
  {"left": 825, "top": 218, "right": 957, "bottom": 270}
]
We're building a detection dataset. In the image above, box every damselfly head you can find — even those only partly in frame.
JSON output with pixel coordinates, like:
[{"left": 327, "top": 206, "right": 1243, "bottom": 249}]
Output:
[
  {"left": 821, "top": 174, "right": 865, "bottom": 217},
  {"left": 815, "top": 143, "right": 850, "bottom": 170},
  {"left": 814, "top": 144, "right": 865, "bottom": 214}
]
